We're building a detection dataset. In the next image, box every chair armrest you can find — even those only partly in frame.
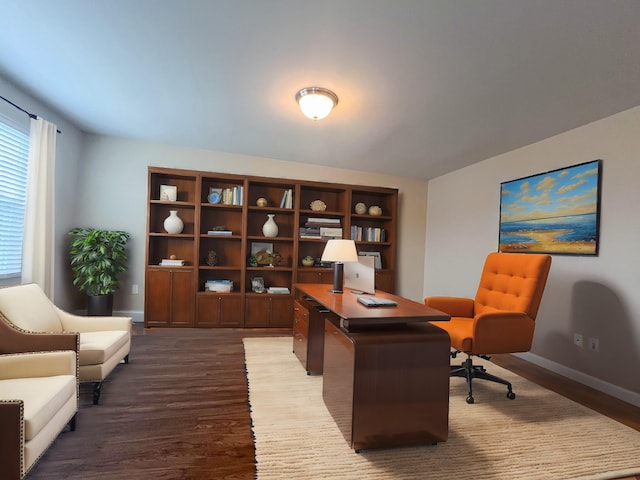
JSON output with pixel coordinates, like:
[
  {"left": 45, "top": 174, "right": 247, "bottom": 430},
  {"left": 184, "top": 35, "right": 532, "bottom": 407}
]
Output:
[
  {"left": 424, "top": 296, "right": 475, "bottom": 318},
  {"left": 472, "top": 311, "right": 535, "bottom": 354},
  {"left": 0, "top": 350, "right": 76, "bottom": 380},
  {"left": 56, "top": 307, "right": 132, "bottom": 332},
  {"left": 0, "top": 313, "right": 78, "bottom": 355}
]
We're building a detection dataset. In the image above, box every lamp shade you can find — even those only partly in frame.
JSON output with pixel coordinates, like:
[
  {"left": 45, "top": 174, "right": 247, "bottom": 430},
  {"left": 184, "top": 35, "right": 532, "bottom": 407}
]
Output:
[
  {"left": 321, "top": 239, "right": 358, "bottom": 263},
  {"left": 295, "top": 87, "right": 338, "bottom": 120}
]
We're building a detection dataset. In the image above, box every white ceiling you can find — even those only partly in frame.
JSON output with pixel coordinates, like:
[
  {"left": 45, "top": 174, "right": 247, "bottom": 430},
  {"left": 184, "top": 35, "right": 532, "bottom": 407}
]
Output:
[{"left": 1, "top": 0, "right": 639, "bottom": 180}]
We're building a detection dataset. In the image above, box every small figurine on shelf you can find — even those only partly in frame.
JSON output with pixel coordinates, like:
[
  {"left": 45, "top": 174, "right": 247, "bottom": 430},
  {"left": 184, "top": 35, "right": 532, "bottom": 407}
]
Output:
[
  {"left": 205, "top": 250, "right": 218, "bottom": 266},
  {"left": 248, "top": 255, "right": 258, "bottom": 267},
  {"left": 255, "top": 249, "right": 282, "bottom": 267}
]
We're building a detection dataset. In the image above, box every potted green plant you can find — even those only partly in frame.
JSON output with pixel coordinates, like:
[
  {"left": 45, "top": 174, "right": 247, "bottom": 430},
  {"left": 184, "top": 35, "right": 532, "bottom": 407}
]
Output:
[{"left": 68, "top": 228, "right": 131, "bottom": 316}]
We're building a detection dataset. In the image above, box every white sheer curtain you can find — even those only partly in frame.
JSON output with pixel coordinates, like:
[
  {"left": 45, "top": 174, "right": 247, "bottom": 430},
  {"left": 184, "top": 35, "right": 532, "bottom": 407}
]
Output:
[{"left": 21, "top": 117, "right": 57, "bottom": 297}]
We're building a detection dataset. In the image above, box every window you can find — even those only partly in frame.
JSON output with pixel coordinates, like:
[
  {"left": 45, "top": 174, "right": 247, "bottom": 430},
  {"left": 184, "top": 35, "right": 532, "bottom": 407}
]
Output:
[{"left": 0, "top": 115, "right": 29, "bottom": 284}]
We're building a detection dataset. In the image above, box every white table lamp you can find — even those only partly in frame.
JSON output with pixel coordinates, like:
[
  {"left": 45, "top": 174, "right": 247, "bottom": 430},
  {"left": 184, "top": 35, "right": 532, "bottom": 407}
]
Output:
[{"left": 321, "top": 239, "right": 359, "bottom": 293}]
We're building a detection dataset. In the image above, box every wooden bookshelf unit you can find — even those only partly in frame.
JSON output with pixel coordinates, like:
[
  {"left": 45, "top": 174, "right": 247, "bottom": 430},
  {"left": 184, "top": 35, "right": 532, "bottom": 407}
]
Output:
[{"left": 144, "top": 167, "right": 398, "bottom": 327}]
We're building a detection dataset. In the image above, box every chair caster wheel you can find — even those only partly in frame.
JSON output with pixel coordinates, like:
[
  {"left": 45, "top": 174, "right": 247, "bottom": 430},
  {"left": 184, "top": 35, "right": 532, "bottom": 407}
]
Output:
[
  {"left": 507, "top": 391, "right": 516, "bottom": 400},
  {"left": 466, "top": 395, "right": 474, "bottom": 404}
]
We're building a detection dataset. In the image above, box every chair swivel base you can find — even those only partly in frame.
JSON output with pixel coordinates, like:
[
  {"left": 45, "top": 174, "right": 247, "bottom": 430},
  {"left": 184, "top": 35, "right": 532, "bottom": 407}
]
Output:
[{"left": 451, "top": 355, "right": 516, "bottom": 404}]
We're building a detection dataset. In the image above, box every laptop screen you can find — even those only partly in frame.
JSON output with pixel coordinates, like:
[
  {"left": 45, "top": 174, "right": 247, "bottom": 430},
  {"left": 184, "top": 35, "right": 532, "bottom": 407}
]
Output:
[{"left": 344, "top": 256, "right": 376, "bottom": 294}]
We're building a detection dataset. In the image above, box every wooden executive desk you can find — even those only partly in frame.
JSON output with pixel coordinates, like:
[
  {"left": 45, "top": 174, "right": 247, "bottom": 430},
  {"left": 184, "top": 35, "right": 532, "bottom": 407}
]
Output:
[{"left": 294, "top": 284, "right": 451, "bottom": 452}]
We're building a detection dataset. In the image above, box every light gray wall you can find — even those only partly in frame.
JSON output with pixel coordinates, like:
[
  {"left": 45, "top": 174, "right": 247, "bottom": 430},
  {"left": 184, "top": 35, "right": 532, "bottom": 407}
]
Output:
[
  {"left": 0, "top": 75, "right": 84, "bottom": 309},
  {"left": 74, "top": 135, "right": 429, "bottom": 314},
  {"left": 424, "top": 106, "right": 640, "bottom": 406}
]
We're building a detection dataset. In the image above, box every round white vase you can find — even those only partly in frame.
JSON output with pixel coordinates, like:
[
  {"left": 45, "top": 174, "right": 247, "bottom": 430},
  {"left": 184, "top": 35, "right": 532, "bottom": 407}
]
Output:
[
  {"left": 164, "top": 210, "right": 184, "bottom": 234},
  {"left": 262, "top": 214, "right": 278, "bottom": 237}
]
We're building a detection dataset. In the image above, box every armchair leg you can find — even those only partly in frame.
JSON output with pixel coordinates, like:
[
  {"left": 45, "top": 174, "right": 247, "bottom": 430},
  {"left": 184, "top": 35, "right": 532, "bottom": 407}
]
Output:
[
  {"left": 92, "top": 382, "right": 102, "bottom": 405},
  {"left": 124, "top": 354, "right": 129, "bottom": 364},
  {"left": 451, "top": 355, "right": 516, "bottom": 404},
  {"left": 69, "top": 414, "right": 77, "bottom": 431}
]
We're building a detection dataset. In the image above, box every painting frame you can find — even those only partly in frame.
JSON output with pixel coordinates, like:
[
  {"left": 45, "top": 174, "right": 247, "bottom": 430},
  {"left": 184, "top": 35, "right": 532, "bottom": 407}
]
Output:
[{"left": 498, "top": 159, "right": 602, "bottom": 256}]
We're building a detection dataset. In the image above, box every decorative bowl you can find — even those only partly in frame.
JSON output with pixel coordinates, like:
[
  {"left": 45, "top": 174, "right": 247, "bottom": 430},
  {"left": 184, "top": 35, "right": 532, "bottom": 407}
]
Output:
[
  {"left": 310, "top": 199, "right": 327, "bottom": 211},
  {"left": 368, "top": 205, "right": 383, "bottom": 216}
]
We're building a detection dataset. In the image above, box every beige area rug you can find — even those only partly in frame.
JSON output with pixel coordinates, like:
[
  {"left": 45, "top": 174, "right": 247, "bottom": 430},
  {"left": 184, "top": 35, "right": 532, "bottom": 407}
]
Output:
[{"left": 244, "top": 337, "right": 640, "bottom": 480}]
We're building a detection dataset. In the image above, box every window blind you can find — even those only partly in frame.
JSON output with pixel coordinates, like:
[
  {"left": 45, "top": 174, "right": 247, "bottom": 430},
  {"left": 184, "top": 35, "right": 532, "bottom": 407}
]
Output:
[{"left": 0, "top": 117, "right": 29, "bottom": 279}]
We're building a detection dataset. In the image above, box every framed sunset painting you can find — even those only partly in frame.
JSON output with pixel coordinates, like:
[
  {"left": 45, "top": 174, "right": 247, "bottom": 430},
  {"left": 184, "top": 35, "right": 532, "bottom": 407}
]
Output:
[{"left": 499, "top": 160, "right": 602, "bottom": 255}]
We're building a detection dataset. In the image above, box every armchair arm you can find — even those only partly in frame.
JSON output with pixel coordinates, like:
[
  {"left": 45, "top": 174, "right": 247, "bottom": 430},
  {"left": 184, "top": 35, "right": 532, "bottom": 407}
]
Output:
[
  {"left": 472, "top": 311, "right": 535, "bottom": 354},
  {"left": 0, "top": 400, "right": 22, "bottom": 480},
  {"left": 424, "top": 296, "right": 475, "bottom": 318},
  {"left": 0, "top": 313, "right": 78, "bottom": 355},
  {"left": 56, "top": 307, "right": 132, "bottom": 332},
  {"left": 0, "top": 350, "right": 76, "bottom": 380}
]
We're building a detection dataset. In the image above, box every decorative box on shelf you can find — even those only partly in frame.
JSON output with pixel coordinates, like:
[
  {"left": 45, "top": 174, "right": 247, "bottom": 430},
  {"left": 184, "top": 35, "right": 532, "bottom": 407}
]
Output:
[{"left": 205, "top": 280, "right": 233, "bottom": 292}]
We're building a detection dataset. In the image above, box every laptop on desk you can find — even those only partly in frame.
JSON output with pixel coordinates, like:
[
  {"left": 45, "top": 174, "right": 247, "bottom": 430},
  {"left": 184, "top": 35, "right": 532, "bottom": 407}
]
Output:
[
  {"left": 357, "top": 296, "right": 398, "bottom": 307},
  {"left": 344, "top": 256, "right": 376, "bottom": 294}
]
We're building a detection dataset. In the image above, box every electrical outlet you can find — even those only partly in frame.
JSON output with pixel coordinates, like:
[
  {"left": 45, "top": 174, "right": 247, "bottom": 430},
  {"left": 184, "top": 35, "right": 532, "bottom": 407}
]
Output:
[
  {"left": 131, "top": 284, "right": 139, "bottom": 295},
  {"left": 573, "top": 333, "right": 583, "bottom": 348},
  {"left": 588, "top": 337, "right": 599, "bottom": 352}
]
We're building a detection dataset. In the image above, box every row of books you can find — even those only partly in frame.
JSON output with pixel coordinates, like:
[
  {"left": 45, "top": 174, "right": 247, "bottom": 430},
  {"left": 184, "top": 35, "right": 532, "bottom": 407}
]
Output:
[
  {"left": 207, "top": 230, "right": 232, "bottom": 235},
  {"left": 280, "top": 189, "right": 294, "bottom": 208},
  {"left": 350, "top": 226, "right": 386, "bottom": 242},
  {"left": 222, "top": 186, "right": 243, "bottom": 205}
]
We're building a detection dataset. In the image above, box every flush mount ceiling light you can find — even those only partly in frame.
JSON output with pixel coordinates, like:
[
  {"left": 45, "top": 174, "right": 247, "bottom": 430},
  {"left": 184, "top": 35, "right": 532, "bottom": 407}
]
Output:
[{"left": 295, "top": 87, "right": 338, "bottom": 120}]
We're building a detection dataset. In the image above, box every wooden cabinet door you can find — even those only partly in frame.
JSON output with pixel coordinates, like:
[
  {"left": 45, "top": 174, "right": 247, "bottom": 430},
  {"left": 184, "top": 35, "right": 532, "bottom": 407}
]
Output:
[
  {"left": 145, "top": 268, "right": 194, "bottom": 326},
  {"left": 171, "top": 269, "right": 194, "bottom": 325},
  {"left": 270, "top": 296, "right": 293, "bottom": 327},
  {"left": 196, "top": 295, "right": 243, "bottom": 326},
  {"left": 245, "top": 296, "right": 293, "bottom": 327},
  {"left": 146, "top": 268, "right": 172, "bottom": 326}
]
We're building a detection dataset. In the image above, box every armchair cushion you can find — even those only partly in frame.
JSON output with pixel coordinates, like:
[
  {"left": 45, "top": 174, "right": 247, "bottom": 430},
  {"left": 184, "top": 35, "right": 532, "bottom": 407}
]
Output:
[
  {"left": 79, "top": 330, "right": 129, "bottom": 365},
  {"left": 0, "top": 286, "right": 62, "bottom": 333}
]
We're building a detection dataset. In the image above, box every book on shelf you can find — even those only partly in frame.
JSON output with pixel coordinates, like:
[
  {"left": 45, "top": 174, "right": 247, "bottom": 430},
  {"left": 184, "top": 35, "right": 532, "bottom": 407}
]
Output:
[
  {"left": 299, "top": 227, "right": 321, "bottom": 239},
  {"left": 279, "top": 188, "right": 294, "bottom": 209},
  {"left": 267, "top": 286, "right": 290, "bottom": 294},
  {"left": 306, "top": 217, "right": 340, "bottom": 224},
  {"left": 207, "top": 230, "right": 233, "bottom": 235},
  {"left": 160, "top": 259, "right": 185, "bottom": 266},
  {"left": 320, "top": 227, "right": 343, "bottom": 239}
]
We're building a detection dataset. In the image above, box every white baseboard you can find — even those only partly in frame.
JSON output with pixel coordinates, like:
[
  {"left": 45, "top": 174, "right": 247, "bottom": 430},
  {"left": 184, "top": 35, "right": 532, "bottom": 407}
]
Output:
[
  {"left": 115, "top": 310, "right": 144, "bottom": 323},
  {"left": 515, "top": 352, "right": 640, "bottom": 408}
]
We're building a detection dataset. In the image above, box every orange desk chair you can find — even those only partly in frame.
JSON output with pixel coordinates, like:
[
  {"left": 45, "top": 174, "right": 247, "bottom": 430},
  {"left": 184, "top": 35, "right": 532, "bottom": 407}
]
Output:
[{"left": 426, "top": 252, "right": 551, "bottom": 404}]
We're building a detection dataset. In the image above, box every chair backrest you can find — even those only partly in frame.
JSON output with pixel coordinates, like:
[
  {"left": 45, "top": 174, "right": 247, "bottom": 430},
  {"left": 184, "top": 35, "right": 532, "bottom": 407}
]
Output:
[
  {"left": 474, "top": 252, "right": 551, "bottom": 319},
  {"left": 0, "top": 284, "right": 64, "bottom": 333}
]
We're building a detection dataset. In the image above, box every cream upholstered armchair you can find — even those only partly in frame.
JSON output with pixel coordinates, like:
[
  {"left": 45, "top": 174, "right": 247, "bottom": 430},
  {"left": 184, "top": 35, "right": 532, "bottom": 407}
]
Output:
[
  {"left": 0, "top": 283, "right": 131, "bottom": 404},
  {"left": 426, "top": 252, "right": 551, "bottom": 404},
  {"left": 0, "top": 313, "right": 79, "bottom": 479}
]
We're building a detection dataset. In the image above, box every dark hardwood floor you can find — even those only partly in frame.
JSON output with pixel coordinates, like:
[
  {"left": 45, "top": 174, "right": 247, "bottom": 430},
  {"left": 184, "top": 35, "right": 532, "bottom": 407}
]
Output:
[{"left": 26, "top": 326, "right": 639, "bottom": 480}]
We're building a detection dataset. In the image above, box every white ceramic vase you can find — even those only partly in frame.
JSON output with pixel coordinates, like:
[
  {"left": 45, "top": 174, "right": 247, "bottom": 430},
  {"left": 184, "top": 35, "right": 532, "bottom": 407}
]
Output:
[
  {"left": 164, "top": 210, "right": 184, "bottom": 234},
  {"left": 262, "top": 214, "right": 278, "bottom": 237}
]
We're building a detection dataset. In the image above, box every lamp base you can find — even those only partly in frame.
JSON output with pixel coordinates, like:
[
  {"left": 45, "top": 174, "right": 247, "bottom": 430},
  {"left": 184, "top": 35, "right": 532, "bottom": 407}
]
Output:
[{"left": 329, "top": 262, "right": 344, "bottom": 294}]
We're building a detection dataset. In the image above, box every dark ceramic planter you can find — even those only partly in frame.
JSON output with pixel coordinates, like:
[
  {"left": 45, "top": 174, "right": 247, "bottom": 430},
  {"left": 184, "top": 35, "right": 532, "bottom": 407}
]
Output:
[{"left": 87, "top": 293, "right": 113, "bottom": 316}]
